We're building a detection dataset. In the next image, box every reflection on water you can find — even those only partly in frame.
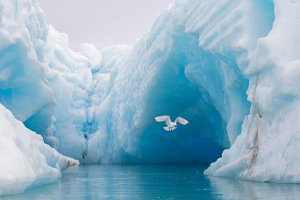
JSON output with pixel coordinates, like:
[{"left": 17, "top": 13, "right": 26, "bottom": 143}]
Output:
[
  {"left": 208, "top": 176, "right": 300, "bottom": 200},
  {"left": 1, "top": 165, "right": 300, "bottom": 200}
]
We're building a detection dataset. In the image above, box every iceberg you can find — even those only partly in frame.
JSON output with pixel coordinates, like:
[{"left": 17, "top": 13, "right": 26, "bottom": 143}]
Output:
[
  {"left": 0, "top": 0, "right": 92, "bottom": 163},
  {"left": 1, "top": 0, "right": 300, "bottom": 187},
  {"left": 204, "top": 0, "right": 300, "bottom": 182},
  {"left": 44, "top": 26, "right": 93, "bottom": 161},
  {"left": 82, "top": 0, "right": 300, "bottom": 183},
  {"left": 0, "top": 103, "right": 79, "bottom": 196},
  {"left": 0, "top": 0, "right": 57, "bottom": 147},
  {"left": 85, "top": 0, "right": 271, "bottom": 164}
]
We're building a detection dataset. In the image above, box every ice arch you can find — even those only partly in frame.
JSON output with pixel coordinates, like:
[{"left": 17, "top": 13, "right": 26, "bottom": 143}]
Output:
[
  {"left": 0, "top": 0, "right": 276, "bottom": 166},
  {"left": 127, "top": 38, "right": 250, "bottom": 163},
  {"left": 85, "top": 0, "right": 274, "bottom": 164}
]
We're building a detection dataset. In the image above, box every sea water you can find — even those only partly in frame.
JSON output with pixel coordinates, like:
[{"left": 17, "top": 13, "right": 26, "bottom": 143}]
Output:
[{"left": 2, "top": 165, "right": 300, "bottom": 200}]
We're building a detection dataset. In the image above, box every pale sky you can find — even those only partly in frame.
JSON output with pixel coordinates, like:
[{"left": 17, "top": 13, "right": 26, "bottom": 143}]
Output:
[{"left": 38, "top": 0, "right": 174, "bottom": 52}]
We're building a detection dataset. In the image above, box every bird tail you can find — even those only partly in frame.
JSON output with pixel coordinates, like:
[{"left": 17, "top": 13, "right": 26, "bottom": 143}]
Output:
[{"left": 163, "top": 127, "right": 177, "bottom": 131}]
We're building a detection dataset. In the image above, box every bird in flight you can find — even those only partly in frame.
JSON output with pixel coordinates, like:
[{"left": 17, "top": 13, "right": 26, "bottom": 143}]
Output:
[{"left": 153, "top": 115, "right": 190, "bottom": 131}]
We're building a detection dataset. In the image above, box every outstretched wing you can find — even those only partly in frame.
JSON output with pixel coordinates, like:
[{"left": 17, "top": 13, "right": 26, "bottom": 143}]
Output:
[
  {"left": 153, "top": 115, "right": 171, "bottom": 125},
  {"left": 175, "top": 117, "right": 189, "bottom": 125}
]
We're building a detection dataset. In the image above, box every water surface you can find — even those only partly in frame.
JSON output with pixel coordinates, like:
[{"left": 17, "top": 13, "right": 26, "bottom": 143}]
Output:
[{"left": 2, "top": 165, "right": 300, "bottom": 199}]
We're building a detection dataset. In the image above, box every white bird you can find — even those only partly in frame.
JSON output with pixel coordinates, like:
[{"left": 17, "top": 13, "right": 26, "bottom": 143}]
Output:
[{"left": 153, "top": 115, "right": 190, "bottom": 131}]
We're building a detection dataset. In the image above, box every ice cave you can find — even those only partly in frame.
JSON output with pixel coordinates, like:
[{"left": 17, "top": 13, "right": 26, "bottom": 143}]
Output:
[{"left": 1, "top": 0, "right": 300, "bottom": 197}]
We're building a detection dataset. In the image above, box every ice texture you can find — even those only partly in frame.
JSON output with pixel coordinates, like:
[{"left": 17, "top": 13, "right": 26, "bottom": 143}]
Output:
[
  {"left": 44, "top": 26, "right": 92, "bottom": 161},
  {"left": 85, "top": 0, "right": 268, "bottom": 164},
  {"left": 204, "top": 0, "right": 300, "bottom": 182},
  {"left": 82, "top": 0, "right": 300, "bottom": 182},
  {"left": 0, "top": 0, "right": 92, "bottom": 163},
  {"left": 0, "top": 103, "right": 79, "bottom": 196},
  {"left": 1, "top": 0, "right": 300, "bottom": 184},
  {"left": 0, "top": 0, "right": 57, "bottom": 147}
]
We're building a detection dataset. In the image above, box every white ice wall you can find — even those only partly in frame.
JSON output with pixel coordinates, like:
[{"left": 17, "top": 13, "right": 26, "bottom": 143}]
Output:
[
  {"left": 0, "top": 103, "right": 79, "bottom": 196},
  {"left": 0, "top": 0, "right": 57, "bottom": 146},
  {"left": 205, "top": 0, "right": 300, "bottom": 182},
  {"left": 0, "top": 0, "right": 94, "bottom": 163},
  {"left": 44, "top": 26, "right": 93, "bottom": 161}
]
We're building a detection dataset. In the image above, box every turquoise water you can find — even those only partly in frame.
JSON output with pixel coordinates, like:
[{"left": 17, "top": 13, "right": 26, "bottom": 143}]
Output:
[{"left": 2, "top": 165, "right": 300, "bottom": 200}]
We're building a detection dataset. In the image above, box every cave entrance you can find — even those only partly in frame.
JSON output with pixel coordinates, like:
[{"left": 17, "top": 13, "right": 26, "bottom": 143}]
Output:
[{"left": 134, "top": 34, "right": 250, "bottom": 163}]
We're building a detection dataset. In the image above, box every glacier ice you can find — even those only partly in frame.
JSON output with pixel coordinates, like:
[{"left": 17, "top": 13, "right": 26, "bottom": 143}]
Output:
[
  {"left": 73, "top": 0, "right": 300, "bottom": 183},
  {"left": 0, "top": 0, "right": 92, "bottom": 163},
  {"left": 44, "top": 26, "right": 93, "bottom": 161},
  {"left": 204, "top": 0, "right": 300, "bottom": 182},
  {"left": 1, "top": 0, "right": 300, "bottom": 188},
  {"left": 85, "top": 0, "right": 271, "bottom": 164},
  {"left": 0, "top": 103, "right": 79, "bottom": 196},
  {"left": 0, "top": 0, "right": 57, "bottom": 147},
  {"left": 1, "top": 0, "right": 237, "bottom": 164}
]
